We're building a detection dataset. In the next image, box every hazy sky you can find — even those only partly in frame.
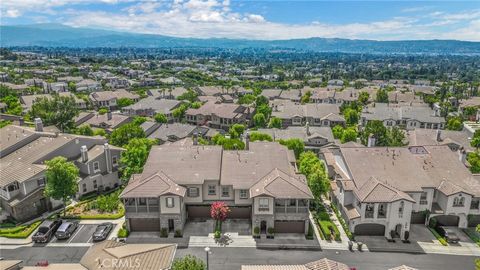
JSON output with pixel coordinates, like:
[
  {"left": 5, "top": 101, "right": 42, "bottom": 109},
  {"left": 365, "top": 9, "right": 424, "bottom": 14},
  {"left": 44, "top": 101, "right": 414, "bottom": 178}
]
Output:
[{"left": 1, "top": 0, "right": 479, "bottom": 41}]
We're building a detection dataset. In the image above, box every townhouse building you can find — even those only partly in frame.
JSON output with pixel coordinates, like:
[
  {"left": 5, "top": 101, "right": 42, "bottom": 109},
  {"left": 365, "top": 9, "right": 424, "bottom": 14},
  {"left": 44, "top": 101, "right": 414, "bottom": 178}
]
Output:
[
  {"left": 89, "top": 90, "right": 140, "bottom": 110},
  {"left": 322, "top": 143, "right": 480, "bottom": 240},
  {"left": 121, "top": 97, "right": 182, "bottom": 120},
  {"left": 361, "top": 103, "right": 445, "bottom": 130},
  {"left": 20, "top": 92, "right": 87, "bottom": 111},
  {"left": 0, "top": 122, "right": 123, "bottom": 222},
  {"left": 120, "top": 140, "right": 313, "bottom": 235},
  {"left": 271, "top": 101, "right": 345, "bottom": 128},
  {"left": 185, "top": 101, "right": 252, "bottom": 130}
]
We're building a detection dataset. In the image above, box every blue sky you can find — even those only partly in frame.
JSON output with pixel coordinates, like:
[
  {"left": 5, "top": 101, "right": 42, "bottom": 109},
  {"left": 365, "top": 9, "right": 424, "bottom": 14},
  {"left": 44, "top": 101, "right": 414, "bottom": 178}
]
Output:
[{"left": 1, "top": 1, "right": 479, "bottom": 40}]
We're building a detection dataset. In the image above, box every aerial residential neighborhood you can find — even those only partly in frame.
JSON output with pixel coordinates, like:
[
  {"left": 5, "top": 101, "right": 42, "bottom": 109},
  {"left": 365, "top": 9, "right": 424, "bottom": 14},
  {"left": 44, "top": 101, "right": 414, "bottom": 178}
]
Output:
[{"left": 0, "top": 1, "right": 480, "bottom": 270}]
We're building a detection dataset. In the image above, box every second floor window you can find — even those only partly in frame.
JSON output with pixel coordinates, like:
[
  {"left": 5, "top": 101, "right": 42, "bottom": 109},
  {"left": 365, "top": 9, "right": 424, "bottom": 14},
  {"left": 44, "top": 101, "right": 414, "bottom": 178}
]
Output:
[
  {"left": 365, "top": 204, "right": 374, "bottom": 218},
  {"left": 82, "top": 183, "right": 87, "bottom": 193},
  {"left": 112, "top": 156, "right": 118, "bottom": 166},
  {"left": 188, "top": 187, "right": 199, "bottom": 197},
  {"left": 222, "top": 187, "right": 229, "bottom": 197},
  {"left": 399, "top": 201, "right": 404, "bottom": 218},
  {"left": 166, "top": 197, "right": 174, "bottom": 208},
  {"left": 471, "top": 200, "right": 480, "bottom": 209},
  {"left": 259, "top": 198, "right": 269, "bottom": 211},
  {"left": 37, "top": 178, "right": 45, "bottom": 187},
  {"left": 420, "top": 192, "right": 428, "bottom": 205},
  {"left": 239, "top": 189, "right": 248, "bottom": 199},
  {"left": 93, "top": 161, "right": 100, "bottom": 172},
  {"left": 139, "top": 198, "right": 146, "bottom": 206},
  {"left": 453, "top": 196, "right": 465, "bottom": 207},
  {"left": 208, "top": 185, "right": 216, "bottom": 195}
]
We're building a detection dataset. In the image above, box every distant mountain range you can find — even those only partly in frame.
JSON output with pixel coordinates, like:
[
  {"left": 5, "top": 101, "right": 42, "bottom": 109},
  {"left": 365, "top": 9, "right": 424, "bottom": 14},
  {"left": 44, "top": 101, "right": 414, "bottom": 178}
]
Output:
[{"left": 2, "top": 23, "right": 480, "bottom": 55}]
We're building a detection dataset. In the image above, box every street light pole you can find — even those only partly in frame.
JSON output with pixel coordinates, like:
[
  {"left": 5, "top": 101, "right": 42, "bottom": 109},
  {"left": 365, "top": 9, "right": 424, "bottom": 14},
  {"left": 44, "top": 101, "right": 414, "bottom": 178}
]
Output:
[{"left": 204, "top": 246, "right": 211, "bottom": 270}]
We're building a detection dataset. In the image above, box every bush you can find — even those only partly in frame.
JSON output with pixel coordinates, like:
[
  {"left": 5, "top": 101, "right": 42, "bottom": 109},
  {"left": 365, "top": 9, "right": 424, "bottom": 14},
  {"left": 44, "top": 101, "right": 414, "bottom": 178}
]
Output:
[
  {"left": 319, "top": 220, "right": 340, "bottom": 241},
  {"left": 214, "top": 230, "right": 221, "bottom": 239},
  {"left": 160, "top": 228, "right": 168, "bottom": 238},
  {"left": 331, "top": 203, "right": 354, "bottom": 240},
  {"left": 0, "top": 221, "right": 41, "bottom": 239},
  {"left": 175, "top": 229, "right": 183, "bottom": 238},
  {"left": 87, "top": 190, "right": 120, "bottom": 213},
  {"left": 306, "top": 222, "right": 314, "bottom": 240},
  {"left": 463, "top": 228, "right": 480, "bottom": 247},
  {"left": 428, "top": 227, "right": 448, "bottom": 246},
  {"left": 253, "top": 226, "right": 260, "bottom": 235},
  {"left": 267, "top": 227, "right": 275, "bottom": 235},
  {"left": 117, "top": 227, "right": 129, "bottom": 238},
  {"left": 428, "top": 217, "right": 437, "bottom": 228}
]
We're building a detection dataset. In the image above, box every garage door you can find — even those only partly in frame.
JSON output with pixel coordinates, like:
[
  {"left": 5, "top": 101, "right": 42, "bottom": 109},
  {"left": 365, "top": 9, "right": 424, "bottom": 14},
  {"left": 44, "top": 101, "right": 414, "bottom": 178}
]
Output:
[
  {"left": 435, "top": 215, "right": 459, "bottom": 226},
  {"left": 187, "top": 206, "right": 211, "bottom": 219},
  {"left": 354, "top": 223, "right": 385, "bottom": 236},
  {"left": 229, "top": 207, "right": 251, "bottom": 219},
  {"left": 129, "top": 218, "right": 160, "bottom": 232},
  {"left": 410, "top": 211, "right": 426, "bottom": 224},
  {"left": 274, "top": 220, "right": 305, "bottom": 233}
]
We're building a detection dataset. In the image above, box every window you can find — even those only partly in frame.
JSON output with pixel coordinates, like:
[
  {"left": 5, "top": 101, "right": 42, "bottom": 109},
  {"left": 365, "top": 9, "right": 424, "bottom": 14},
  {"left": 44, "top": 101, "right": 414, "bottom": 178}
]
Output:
[
  {"left": 93, "top": 180, "right": 98, "bottom": 189},
  {"left": 471, "top": 200, "right": 480, "bottom": 210},
  {"left": 188, "top": 187, "right": 199, "bottom": 197},
  {"left": 166, "top": 197, "right": 174, "bottom": 208},
  {"left": 398, "top": 201, "right": 404, "bottom": 218},
  {"left": 222, "top": 187, "right": 230, "bottom": 197},
  {"left": 378, "top": 204, "right": 386, "bottom": 218},
  {"left": 239, "top": 189, "right": 248, "bottom": 199},
  {"left": 82, "top": 183, "right": 87, "bottom": 193},
  {"left": 139, "top": 198, "right": 146, "bottom": 205},
  {"left": 93, "top": 161, "right": 100, "bottom": 172},
  {"left": 420, "top": 192, "right": 428, "bottom": 205},
  {"left": 259, "top": 198, "right": 269, "bottom": 211},
  {"left": 37, "top": 178, "right": 45, "bottom": 187},
  {"left": 112, "top": 156, "right": 118, "bottom": 166},
  {"left": 208, "top": 185, "right": 216, "bottom": 196},
  {"left": 365, "top": 204, "right": 374, "bottom": 218},
  {"left": 453, "top": 196, "right": 465, "bottom": 207}
]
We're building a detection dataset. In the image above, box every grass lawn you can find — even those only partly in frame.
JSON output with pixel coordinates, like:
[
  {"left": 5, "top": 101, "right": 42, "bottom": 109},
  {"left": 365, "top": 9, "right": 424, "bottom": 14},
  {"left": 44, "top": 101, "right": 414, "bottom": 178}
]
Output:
[
  {"left": 312, "top": 201, "right": 341, "bottom": 241},
  {"left": 0, "top": 221, "right": 42, "bottom": 239}
]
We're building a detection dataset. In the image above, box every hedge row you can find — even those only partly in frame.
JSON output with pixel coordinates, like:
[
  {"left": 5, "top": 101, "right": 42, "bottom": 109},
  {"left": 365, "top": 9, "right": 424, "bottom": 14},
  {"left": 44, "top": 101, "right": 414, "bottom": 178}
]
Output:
[
  {"left": 331, "top": 203, "right": 354, "bottom": 240},
  {"left": 63, "top": 204, "right": 125, "bottom": 220},
  {"left": 0, "top": 221, "right": 42, "bottom": 239},
  {"left": 318, "top": 220, "right": 340, "bottom": 241},
  {"left": 428, "top": 227, "right": 448, "bottom": 246}
]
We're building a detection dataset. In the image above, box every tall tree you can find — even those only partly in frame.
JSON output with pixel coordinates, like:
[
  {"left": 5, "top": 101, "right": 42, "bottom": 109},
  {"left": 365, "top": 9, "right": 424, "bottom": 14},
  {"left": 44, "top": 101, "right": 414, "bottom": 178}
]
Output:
[
  {"left": 30, "top": 95, "right": 79, "bottom": 131},
  {"left": 268, "top": 117, "right": 282, "bottom": 128},
  {"left": 120, "top": 138, "right": 156, "bottom": 181},
  {"left": 109, "top": 123, "right": 145, "bottom": 147},
  {"left": 210, "top": 201, "right": 230, "bottom": 232},
  {"left": 376, "top": 89, "right": 389, "bottom": 103},
  {"left": 44, "top": 157, "right": 79, "bottom": 216}
]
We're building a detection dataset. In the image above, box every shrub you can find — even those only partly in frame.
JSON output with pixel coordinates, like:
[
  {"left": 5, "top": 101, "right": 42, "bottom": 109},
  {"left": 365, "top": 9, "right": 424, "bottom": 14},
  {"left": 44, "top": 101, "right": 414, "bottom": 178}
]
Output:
[
  {"left": 160, "top": 228, "right": 168, "bottom": 238},
  {"left": 175, "top": 229, "right": 183, "bottom": 238},
  {"left": 463, "top": 228, "right": 480, "bottom": 247},
  {"left": 253, "top": 226, "right": 260, "bottom": 235},
  {"left": 428, "top": 227, "right": 447, "bottom": 246},
  {"left": 306, "top": 222, "right": 314, "bottom": 240},
  {"left": 214, "top": 230, "right": 221, "bottom": 239},
  {"left": 331, "top": 203, "right": 354, "bottom": 240},
  {"left": 429, "top": 217, "right": 437, "bottom": 228},
  {"left": 319, "top": 220, "right": 340, "bottom": 241},
  {"left": 0, "top": 221, "right": 41, "bottom": 238},
  {"left": 117, "top": 227, "right": 129, "bottom": 238},
  {"left": 267, "top": 227, "right": 275, "bottom": 235}
]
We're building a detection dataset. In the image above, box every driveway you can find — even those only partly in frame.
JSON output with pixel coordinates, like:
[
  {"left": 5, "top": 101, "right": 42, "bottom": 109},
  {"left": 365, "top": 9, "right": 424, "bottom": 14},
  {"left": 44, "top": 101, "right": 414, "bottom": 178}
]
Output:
[
  {"left": 410, "top": 224, "right": 436, "bottom": 243},
  {"left": 184, "top": 219, "right": 251, "bottom": 236},
  {"left": 443, "top": 226, "right": 474, "bottom": 245}
]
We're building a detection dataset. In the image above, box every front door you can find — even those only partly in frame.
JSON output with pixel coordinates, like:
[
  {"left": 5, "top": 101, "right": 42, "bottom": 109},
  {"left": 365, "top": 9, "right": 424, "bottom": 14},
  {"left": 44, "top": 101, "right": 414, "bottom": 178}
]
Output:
[
  {"left": 260, "top": 220, "right": 267, "bottom": 234},
  {"left": 168, "top": 219, "right": 175, "bottom": 232},
  {"left": 395, "top": 224, "right": 402, "bottom": 238}
]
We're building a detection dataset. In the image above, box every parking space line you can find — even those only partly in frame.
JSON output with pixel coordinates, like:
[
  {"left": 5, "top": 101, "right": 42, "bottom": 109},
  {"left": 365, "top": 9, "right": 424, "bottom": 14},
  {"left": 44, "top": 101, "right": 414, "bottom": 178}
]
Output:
[
  {"left": 68, "top": 224, "right": 84, "bottom": 244},
  {"left": 87, "top": 235, "right": 93, "bottom": 243}
]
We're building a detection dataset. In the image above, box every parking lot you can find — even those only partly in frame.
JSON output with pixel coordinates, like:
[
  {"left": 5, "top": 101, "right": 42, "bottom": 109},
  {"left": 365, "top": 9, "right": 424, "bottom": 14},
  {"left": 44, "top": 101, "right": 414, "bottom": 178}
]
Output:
[{"left": 48, "top": 223, "right": 115, "bottom": 244}]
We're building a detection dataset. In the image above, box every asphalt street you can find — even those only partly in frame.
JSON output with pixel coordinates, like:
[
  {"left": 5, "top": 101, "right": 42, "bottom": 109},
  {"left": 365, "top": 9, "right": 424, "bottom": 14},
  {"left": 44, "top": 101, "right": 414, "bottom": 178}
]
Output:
[
  {"left": 1, "top": 246, "right": 478, "bottom": 270},
  {"left": 49, "top": 224, "right": 98, "bottom": 244}
]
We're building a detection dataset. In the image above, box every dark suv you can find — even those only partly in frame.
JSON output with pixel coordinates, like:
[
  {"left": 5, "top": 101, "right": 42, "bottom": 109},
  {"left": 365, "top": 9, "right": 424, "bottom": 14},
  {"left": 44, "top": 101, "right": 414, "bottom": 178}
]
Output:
[
  {"left": 32, "top": 220, "right": 62, "bottom": 243},
  {"left": 436, "top": 226, "right": 460, "bottom": 244}
]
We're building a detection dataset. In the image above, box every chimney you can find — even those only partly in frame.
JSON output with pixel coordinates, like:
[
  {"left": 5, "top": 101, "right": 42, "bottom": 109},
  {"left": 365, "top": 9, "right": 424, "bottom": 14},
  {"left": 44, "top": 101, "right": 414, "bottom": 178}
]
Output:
[
  {"left": 193, "top": 132, "right": 198, "bottom": 145},
  {"left": 18, "top": 117, "right": 24, "bottom": 126},
  {"left": 34, "top": 118, "right": 43, "bottom": 132},
  {"left": 436, "top": 129, "right": 442, "bottom": 142},
  {"left": 107, "top": 111, "right": 112, "bottom": 121},
  {"left": 367, "top": 134, "right": 376, "bottom": 147},
  {"left": 305, "top": 121, "right": 310, "bottom": 136},
  {"left": 245, "top": 132, "right": 250, "bottom": 150},
  {"left": 104, "top": 143, "right": 112, "bottom": 173},
  {"left": 80, "top": 145, "right": 88, "bottom": 162},
  {"left": 459, "top": 148, "right": 466, "bottom": 164}
]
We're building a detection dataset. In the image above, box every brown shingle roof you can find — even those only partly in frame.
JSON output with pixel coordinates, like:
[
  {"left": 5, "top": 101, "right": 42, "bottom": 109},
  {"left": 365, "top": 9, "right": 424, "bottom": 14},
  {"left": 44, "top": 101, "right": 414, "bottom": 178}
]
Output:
[
  {"left": 249, "top": 168, "right": 313, "bottom": 199},
  {"left": 120, "top": 171, "right": 186, "bottom": 198}
]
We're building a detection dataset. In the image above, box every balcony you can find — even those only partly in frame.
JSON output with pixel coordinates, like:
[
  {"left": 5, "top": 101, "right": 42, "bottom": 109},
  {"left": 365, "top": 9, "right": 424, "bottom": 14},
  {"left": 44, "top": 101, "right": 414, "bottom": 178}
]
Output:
[
  {"left": 0, "top": 189, "right": 11, "bottom": 200},
  {"left": 275, "top": 206, "right": 309, "bottom": 214}
]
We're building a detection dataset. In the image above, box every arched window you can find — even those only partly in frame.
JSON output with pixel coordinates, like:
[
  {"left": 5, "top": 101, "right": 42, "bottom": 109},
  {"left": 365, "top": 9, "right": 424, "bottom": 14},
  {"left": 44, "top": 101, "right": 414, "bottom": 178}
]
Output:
[{"left": 398, "top": 201, "right": 404, "bottom": 218}]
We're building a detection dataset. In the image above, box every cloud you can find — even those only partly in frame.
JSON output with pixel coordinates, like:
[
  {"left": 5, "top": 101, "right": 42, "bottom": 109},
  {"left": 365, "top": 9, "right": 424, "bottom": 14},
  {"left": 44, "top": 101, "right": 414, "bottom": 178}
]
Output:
[{"left": 2, "top": 0, "right": 480, "bottom": 41}]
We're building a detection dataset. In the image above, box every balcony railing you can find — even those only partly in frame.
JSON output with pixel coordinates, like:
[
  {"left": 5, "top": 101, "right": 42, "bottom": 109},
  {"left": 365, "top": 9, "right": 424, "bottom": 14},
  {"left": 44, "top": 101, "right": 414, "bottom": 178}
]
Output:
[
  {"left": 0, "top": 189, "right": 10, "bottom": 200},
  {"left": 420, "top": 200, "right": 428, "bottom": 205},
  {"left": 275, "top": 206, "right": 309, "bottom": 214}
]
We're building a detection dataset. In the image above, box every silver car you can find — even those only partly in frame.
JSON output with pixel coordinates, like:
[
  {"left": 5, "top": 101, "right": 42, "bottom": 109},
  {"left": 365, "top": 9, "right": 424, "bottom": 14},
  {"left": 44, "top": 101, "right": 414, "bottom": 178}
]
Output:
[{"left": 55, "top": 221, "right": 79, "bottom": 240}]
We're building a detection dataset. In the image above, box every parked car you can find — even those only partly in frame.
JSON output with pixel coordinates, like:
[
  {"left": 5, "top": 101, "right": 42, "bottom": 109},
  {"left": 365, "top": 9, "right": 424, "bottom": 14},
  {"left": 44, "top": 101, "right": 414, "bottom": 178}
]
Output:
[
  {"left": 436, "top": 226, "right": 460, "bottom": 243},
  {"left": 32, "top": 220, "right": 62, "bottom": 243},
  {"left": 92, "top": 222, "right": 113, "bottom": 241},
  {"left": 55, "top": 221, "right": 79, "bottom": 240}
]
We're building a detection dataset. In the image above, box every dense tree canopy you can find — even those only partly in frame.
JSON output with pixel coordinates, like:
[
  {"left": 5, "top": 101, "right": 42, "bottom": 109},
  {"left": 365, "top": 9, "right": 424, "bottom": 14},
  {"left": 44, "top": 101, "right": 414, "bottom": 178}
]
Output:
[
  {"left": 109, "top": 123, "right": 146, "bottom": 147},
  {"left": 30, "top": 95, "right": 79, "bottom": 131},
  {"left": 44, "top": 157, "right": 79, "bottom": 216},
  {"left": 120, "top": 138, "right": 156, "bottom": 181}
]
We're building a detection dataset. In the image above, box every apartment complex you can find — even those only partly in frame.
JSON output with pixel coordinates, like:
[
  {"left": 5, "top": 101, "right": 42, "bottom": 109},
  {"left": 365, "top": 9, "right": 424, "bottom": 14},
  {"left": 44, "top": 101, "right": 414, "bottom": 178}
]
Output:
[
  {"left": 120, "top": 140, "right": 313, "bottom": 235},
  {"left": 0, "top": 123, "right": 123, "bottom": 222},
  {"left": 322, "top": 144, "right": 480, "bottom": 240}
]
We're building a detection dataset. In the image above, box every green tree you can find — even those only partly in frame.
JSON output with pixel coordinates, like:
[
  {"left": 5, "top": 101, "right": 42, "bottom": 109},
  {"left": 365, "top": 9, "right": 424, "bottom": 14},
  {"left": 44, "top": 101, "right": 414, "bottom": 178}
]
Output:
[
  {"left": 75, "top": 124, "right": 94, "bottom": 136},
  {"left": 238, "top": 94, "right": 256, "bottom": 105},
  {"left": 120, "top": 138, "right": 156, "bottom": 181},
  {"left": 154, "top": 113, "right": 168, "bottom": 123},
  {"left": 446, "top": 116, "right": 463, "bottom": 131},
  {"left": 376, "top": 89, "right": 389, "bottom": 103},
  {"left": 301, "top": 90, "right": 312, "bottom": 104},
  {"left": 109, "top": 123, "right": 145, "bottom": 147},
  {"left": 249, "top": 132, "right": 273, "bottom": 142},
  {"left": 298, "top": 151, "right": 330, "bottom": 197},
  {"left": 341, "top": 127, "right": 358, "bottom": 143},
  {"left": 132, "top": 116, "right": 147, "bottom": 125},
  {"left": 358, "top": 91, "right": 370, "bottom": 105},
  {"left": 172, "top": 104, "right": 189, "bottom": 120},
  {"left": 191, "top": 101, "right": 202, "bottom": 109},
  {"left": 268, "top": 117, "right": 282, "bottom": 128},
  {"left": 360, "top": 120, "right": 388, "bottom": 146},
  {"left": 255, "top": 95, "right": 269, "bottom": 107},
  {"left": 67, "top": 81, "right": 76, "bottom": 92},
  {"left": 172, "top": 255, "right": 206, "bottom": 270},
  {"left": 253, "top": 113, "right": 267, "bottom": 128},
  {"left": 467, "top": 152, "right": 480, "bottom": 173},
  {"left": 229, "top": 124, "right": 245, "bottom": 139},
  {"left": 117, "top": 98, "right": 134, "bottom": 108},
  {"left": 98, "top": 107, "right": 108, "bottom": 115},
  {"left": 343, "top": 108, "right": 359, "bottom": 126},
  {"left": 211, "top": 134, "right": 245, "bottom": 150},
  {"left": 463, "top": 106, "right": 477, "bottom": 120},
  {"left": 387, "top": 127, "right": 406, "bottom": 146},
  {"left": 278, "top": 138, "right": 305, "bottom": 158},
  {"left": 332, "top": 125, "right": 344, "bottom": 139},
  {"left": 44, "top": 157, "right": 79, "bottom": 216},
  {"left": 471, "top": 130, "right": 480, "bottom": 149},
  {"left": 30, "top": 95, "right": 79, "bottom": 131},
  {"left": 177, "top": 90, "right": 198, "bottom": 103}
]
